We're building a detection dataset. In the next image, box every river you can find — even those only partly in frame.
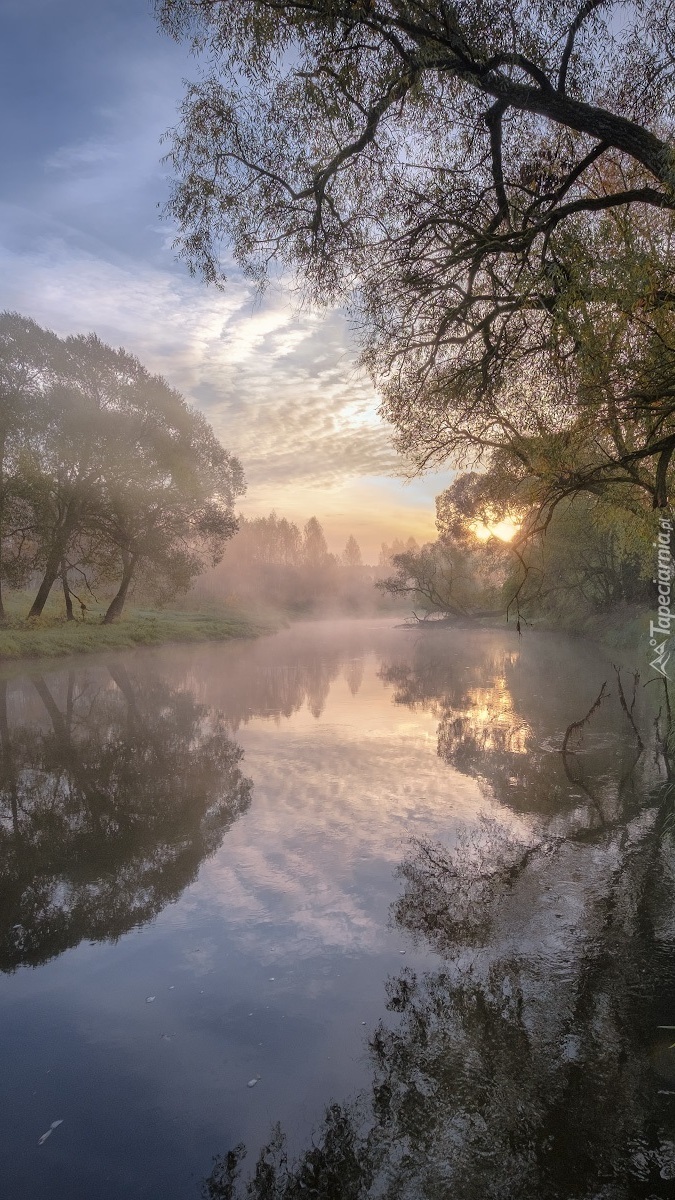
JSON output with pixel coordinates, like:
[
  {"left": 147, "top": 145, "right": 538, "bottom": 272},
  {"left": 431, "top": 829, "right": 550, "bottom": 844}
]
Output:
[{"left": 1, "top": 618, "right": 674, "bottom": 1198}]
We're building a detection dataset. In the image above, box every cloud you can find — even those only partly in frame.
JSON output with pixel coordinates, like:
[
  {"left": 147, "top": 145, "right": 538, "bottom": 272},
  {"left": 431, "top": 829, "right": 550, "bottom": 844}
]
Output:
[
  {"left": 45, "top": 139, "right": 121, "bottom": 172},
  {"left": 0, "top": 225, "right": 403, "bottom": 494},
  {"left": 0, "top": 0, "right": 442, "bottom": 557}
]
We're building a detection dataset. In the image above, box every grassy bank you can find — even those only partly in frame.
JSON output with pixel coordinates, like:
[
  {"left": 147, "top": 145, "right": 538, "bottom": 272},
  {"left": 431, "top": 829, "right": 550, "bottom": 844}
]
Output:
[{"left": 0, "top": 595, "right": 279, "bottom": 664}]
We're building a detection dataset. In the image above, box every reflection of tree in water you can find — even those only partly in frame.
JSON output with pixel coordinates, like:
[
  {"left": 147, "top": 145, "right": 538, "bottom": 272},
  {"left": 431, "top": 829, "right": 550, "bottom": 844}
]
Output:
[
  {"left": 191, "top": 623, "right": 377, "bottom": 728},
  {"left": 0, "top": 666, "right": 251, "bottom": 972},
  {"left": 205, "top": 641, "right": 675, "bottom": 1198},
  {"left": 343, "top": 656, "right": 365, "bottom": 698},
  {"left": 380, "top": 633, "right": 652, "bottom": 821}
]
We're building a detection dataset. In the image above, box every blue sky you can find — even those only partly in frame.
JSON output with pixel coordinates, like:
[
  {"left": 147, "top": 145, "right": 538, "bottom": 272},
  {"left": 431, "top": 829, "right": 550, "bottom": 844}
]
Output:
[{"left": 0, "top": 0, "right": 446, "bottom": 559}]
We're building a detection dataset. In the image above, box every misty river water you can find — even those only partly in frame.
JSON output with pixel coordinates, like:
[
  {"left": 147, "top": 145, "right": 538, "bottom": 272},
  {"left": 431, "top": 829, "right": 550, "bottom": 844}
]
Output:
[{"left": 1, "top": 618, "right": 675, "bottom": 1199}]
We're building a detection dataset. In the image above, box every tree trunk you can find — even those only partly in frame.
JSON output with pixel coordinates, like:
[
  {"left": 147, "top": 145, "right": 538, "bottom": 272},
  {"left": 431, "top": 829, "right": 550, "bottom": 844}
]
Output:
[
  {"left": 103, "top": 556, "right": 136, "bottom": 624},
  {"left": 654, "top": 443, "right": 674, "bottom": 509},
  {"left": 27, "top": 549, "right": 63, "bottom": 618},
  {"left": 108, "top": 664, "right": 140, "bottom": 737},
  {"left": 32, "top": 676, "right": 68, "bottom": 741},
  {"left": 60, "top": 561, "right": 74, "bottom": 621}
]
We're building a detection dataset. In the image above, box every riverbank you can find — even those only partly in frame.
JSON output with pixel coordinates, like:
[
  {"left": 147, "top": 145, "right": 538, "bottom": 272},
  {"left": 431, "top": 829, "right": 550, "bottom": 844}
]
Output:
[
  {"left": 0, "top": 600, "right": 279, "bottom": 664},
  {"left": 396, "top": 603, "right": 648, "bottom": 663}
]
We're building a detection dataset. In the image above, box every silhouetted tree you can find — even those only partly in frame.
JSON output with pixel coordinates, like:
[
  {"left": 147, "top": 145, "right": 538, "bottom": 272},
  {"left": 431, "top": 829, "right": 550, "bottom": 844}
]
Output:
[{"left": 342, "top": 536, "right": 362, "bottom": 568}]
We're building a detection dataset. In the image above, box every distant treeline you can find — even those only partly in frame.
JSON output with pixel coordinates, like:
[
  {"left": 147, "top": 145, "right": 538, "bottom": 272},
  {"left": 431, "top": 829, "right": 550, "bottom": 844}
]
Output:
[
  {"left": 0, "top": 313, "right": 243, "bottom": 623},
  {"left": 195, "top": 512, "right": 412, "bottom": 616}
]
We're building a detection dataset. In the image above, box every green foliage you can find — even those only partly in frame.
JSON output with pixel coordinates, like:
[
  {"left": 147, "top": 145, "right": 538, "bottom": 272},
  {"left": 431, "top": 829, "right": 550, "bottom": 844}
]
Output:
[
  {"left": 0, "top": 313, "right": 244, "bottom": 625},
  {"left": 502, "top": 495, "right": 653, "bottom": 624},
  {"left": 157, "top": 4, "right": 675, "bottom": 537}
]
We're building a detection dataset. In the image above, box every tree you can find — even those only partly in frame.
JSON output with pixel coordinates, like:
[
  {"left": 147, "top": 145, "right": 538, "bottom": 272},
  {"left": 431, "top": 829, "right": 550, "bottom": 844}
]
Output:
[
  {"left": 378, "top": 536, "right": 419, "bottom": 568},
  {"left": 302, "top": 516, "right": 330, "bottom": 569},
  {"left": 22, "top": 338, "right": 133, "bottom": 619},
  {"left": 376, "top": 539, "right": 507, "bottom": 619},
  {"left": 98, "top": 399, "right": 244, "bottom": 623},
  {"left": 158, "top": 1, "right": 675, "bottom": 445},
  {"left": 0, "top": 315, "right": 244, "bottom": 622},
  {"left": 342, "top": 534, "right": 363, "bottom": 567},
  {"left": 0, "top": 313, "right": 62, "bottom": 621},
  {"left": 233, "top": 512, "right": 303, "bottom": 567},
  {"left": 389, "top": 207, "right": 675, "bottom": 514}
]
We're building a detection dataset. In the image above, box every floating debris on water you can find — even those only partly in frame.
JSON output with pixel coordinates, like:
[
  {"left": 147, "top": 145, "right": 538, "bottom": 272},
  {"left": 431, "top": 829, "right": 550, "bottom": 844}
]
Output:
[{"left": 38, "top": 1120, "right": 63, "bottom": 1146}]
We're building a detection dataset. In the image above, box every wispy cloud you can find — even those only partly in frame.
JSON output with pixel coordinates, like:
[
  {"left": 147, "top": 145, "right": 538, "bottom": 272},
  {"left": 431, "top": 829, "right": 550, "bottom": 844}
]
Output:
[
  {"left": 0, "top": 230, "right": 400, "bottom": 494},
  {"left": 45, "top": 139, "right": 121, "bottom": 172},
  {"left": 0, "top": 0, "right": 443, "bottom": 557}
]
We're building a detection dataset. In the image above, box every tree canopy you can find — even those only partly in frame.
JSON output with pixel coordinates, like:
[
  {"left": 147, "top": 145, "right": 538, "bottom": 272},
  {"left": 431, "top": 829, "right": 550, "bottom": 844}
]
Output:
[
  {"left": 157, "top": 0, "right": 675, "bottom": 546},
  {"left": 0, "top": 313, "right": 244, "bottom": 622}
]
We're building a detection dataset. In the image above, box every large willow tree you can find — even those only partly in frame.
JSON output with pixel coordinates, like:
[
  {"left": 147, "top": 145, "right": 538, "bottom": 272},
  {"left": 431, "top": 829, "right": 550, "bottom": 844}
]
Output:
[{"left": 157, "top": 1, "right": 675, "bottom": 505}]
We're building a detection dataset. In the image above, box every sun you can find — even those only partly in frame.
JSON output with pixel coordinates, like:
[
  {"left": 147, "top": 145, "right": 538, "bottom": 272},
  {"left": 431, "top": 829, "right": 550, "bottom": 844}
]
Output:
[{"left": 471, "top": 517, "right": 520, "bottom": 543}]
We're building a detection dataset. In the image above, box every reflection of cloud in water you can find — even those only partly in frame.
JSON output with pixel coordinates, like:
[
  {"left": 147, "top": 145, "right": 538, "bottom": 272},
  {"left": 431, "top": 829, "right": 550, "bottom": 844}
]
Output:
[
  {"left": 181, "top": 648, "right": 497, "bottom": 955},
  {"left": 193, "top": 665, "right": 491, "bottom": 959}
]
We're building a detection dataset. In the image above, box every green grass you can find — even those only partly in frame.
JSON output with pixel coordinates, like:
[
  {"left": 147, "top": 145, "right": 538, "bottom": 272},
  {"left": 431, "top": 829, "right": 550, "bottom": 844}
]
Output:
[{"left": 0, "top": 592, "right": 279, "bottom": 665}]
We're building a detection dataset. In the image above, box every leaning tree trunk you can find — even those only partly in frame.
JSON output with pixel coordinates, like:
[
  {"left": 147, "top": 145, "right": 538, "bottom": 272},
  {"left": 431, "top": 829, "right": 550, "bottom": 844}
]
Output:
[
  {"left": 60, "top": 560, "right": 74, "bottom": 621},
  {"left": 27, "top": 543, "right": 66, "bottom": 619},
  {"left": 103, "top": 555, "right": 136, "bottom": 624}
]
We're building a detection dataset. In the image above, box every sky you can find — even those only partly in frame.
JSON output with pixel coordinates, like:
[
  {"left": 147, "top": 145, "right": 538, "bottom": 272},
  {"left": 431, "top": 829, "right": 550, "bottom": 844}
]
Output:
[{"left": 0, "top": 0, "right": 448, "bottom": 562}]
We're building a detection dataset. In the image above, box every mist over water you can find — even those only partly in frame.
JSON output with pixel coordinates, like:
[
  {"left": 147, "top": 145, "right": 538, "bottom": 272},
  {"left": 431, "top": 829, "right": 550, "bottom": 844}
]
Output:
[{"left": 1, "top": 619, "right": 673, "bottom": 1198}]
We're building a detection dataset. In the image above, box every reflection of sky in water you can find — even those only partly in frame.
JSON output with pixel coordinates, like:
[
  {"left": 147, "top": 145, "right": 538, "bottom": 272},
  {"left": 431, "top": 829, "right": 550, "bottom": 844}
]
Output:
[
  {"left": 194, "top": 663, "right": 492, "bottom": 960},
  {"left": 0, "top": 619, "right": 650, "bottom": 1200}
]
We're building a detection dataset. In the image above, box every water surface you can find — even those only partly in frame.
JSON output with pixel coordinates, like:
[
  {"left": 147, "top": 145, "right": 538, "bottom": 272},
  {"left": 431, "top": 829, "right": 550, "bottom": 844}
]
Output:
[{"left": 1, "top": 619, "right": 673, "bottom": 1198}]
